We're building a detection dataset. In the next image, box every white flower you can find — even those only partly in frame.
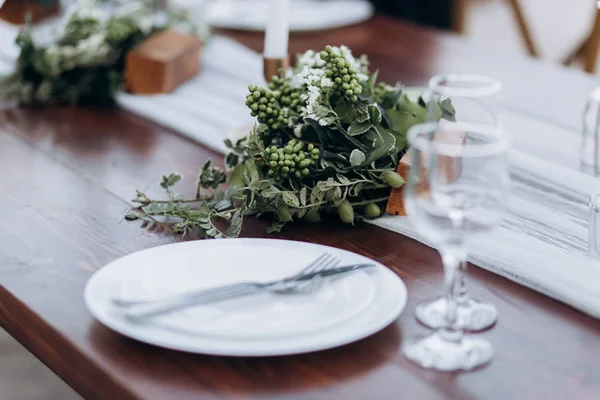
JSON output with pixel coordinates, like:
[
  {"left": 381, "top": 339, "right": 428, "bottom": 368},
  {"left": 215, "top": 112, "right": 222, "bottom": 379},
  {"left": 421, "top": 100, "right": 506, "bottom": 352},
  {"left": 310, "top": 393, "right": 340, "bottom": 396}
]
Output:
[
  {"left": 293, "top": 124, "right": 303, "bottom": 138},
  {"left": 296, "top": 49, "right": 326, "bottom": 69},
  {"left": 137, "top": 15, "right": 154, "bottom": 34},
  {"left": 320, "top": 77, "right": 333, "bottom": 88},
  {"left": 77, "top": 33, "right": 105, "bottom": 51},
  {"left": 303, "top": 85, "right": 335, "bottom": 126},
  {"left": 298, "top": 66, "right": 325, "bottom": 86},
  {"left": 64, "top": 0, "right": 107, "bottom": 23},
  {"left": 302, "top": 85, "right": 321, "bottom": 120},
  {"left": 306, "top": 85, "right": 321, "bottom": 108}
]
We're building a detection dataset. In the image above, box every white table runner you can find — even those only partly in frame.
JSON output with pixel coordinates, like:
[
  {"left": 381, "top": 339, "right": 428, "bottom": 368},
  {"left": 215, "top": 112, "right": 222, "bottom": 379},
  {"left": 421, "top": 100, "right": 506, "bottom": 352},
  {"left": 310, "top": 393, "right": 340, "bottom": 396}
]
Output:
[{"left": 2, "top": 29, "right": 600, "bottom": 318}]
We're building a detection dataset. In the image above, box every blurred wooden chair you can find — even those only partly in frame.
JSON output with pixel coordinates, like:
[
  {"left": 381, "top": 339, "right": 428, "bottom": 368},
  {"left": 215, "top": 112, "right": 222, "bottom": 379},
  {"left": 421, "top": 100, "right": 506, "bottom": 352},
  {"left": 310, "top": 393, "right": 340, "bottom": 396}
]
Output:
[
  {"left": 452, "top": 0, "right": 600, "bottom": 74},
  {"left": 452, "top": 0, "right": 539, "bottom": 57},
  {"left": 562, "top": 7, "right": 600, "bottom": 73}
]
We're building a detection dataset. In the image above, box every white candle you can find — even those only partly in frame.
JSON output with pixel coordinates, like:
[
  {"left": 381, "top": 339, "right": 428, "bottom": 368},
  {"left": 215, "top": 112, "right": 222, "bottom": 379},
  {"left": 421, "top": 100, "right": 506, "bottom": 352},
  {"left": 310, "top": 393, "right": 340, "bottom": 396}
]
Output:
[{"left": 264, "top": 0, "right": 290, "bottom": 59}]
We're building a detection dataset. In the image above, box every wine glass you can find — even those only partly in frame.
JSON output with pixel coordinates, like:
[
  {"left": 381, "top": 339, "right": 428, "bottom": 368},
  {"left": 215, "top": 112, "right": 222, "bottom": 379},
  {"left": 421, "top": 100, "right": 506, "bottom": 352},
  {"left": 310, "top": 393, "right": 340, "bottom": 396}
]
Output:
[
  {"left": 418, "top": 74, "right": 503, "bottom": 332},
  {"left": 402, "top": 122, "right": 510, "bottom": 371}
]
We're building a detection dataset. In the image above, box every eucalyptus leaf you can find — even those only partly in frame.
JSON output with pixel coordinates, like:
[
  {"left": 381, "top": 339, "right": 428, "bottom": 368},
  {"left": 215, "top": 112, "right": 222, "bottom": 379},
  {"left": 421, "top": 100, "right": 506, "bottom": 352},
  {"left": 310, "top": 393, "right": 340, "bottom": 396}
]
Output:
[
  {"left": 349, "top": 149, "right": 366, "bottom": 166},
  {"left": 334, "top": 103, "right": 355, "bottom": 125},
  {"left": 261, "top": 186, "right": 280, "bottom": 199},
  {"left": 387, "top": 108, "right": 424, "bottom": 136},
  {"left": 397, "top": 94, "right": 427, "bottom": 121},
  {"left": 348, "top": 120, "right": 372, "bottom": 136},
  {"left": 124, "top": 213, "right": 140, "bottom": 221},
  {"left": 365, "top": 70, "right": 379, "bottom": 95},
  {"left": 318, "top": 162, "right": 352, "bottom": 175},
  {"left": 365, "top": 132, "right": 396, "bottom": 164},
  {"left": 368, "top": 104, "right": 382, "bottom": 125},
  {"left": 306, "top": 118, "right": 333, "bottom": 147},
  {"left": 380, "top": 87, "right": 403, "bottom": 110},
  {"left": 160, "top": 173, "right": 182, "bottom": 189},
  {"left": 300, "top": 187, "right": 308, "bottom": 206},
  {"left": 355, "top": 101, "right": 371, "bottom": 123},
  {"left": 282, "top": 191, "right": 300, "bottom": 208},
  {"left": 321, "top": 150, "right": 350, "bottom": 166},
  {"left": 379, "top": 106, "right": 393, "bottom": 129}
]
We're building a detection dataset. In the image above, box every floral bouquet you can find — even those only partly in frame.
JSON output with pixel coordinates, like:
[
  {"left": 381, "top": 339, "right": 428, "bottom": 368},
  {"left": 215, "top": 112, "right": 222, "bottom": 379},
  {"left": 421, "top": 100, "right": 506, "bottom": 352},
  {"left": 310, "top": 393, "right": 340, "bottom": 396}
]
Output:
[
  {"left": 0, "top": 0, "right": 202, "bottom": 106},
  {"left": 128, "top": 45, "right": 454, "bottom": 238}
]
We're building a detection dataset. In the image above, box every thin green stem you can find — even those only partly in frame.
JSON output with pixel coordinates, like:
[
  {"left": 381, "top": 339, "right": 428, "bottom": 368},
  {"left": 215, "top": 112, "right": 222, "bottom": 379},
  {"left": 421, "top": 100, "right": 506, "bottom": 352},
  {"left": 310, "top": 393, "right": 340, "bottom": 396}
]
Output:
[
  {"left": 132, "top": 198, "right": 206, "bottom": 205},
  {"left": 139, "top": 214, "right": 174, "bottom": 233},
  {"left": 212, "top": 207, "right": 242, "bottom": 218},
  {"left": 369, "top": 184, "right": 390, "bottom": 190},
  {"left": 373, "top": 125, "right": 385, "bottom": 141},
  {"left": 349, "top": 196, "right": 389, "bottom": 207}
]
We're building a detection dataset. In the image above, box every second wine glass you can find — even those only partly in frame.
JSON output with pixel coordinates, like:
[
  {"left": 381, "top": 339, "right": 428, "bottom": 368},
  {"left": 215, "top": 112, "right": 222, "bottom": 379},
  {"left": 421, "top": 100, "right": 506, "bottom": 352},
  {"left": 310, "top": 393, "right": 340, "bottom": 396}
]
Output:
[
  {"left": 402, "top": 122, "right": 510, "bottom": 371},
  {"left": 418, "top": 74, "right": 503, "bottom": 331}
]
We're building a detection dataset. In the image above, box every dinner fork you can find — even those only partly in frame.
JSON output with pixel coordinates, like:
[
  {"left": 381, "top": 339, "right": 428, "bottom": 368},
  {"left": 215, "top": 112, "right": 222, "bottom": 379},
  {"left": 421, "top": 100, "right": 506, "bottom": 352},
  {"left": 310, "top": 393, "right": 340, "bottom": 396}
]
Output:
[{"left": 113, "top": 252, "right": 341, "bottom": 320}]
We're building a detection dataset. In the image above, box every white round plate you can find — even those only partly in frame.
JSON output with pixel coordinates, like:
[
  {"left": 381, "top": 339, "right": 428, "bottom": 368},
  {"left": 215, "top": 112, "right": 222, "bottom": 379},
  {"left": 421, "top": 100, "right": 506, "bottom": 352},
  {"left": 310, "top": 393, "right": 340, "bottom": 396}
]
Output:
[
  {"left": 85, "top": 239, "right": 407, "bottom": 356},
  {"left": 184, "top": 0, "right": 374, "bottom": 32},
  {"left": 118, "top": 241, "right": 376, "bottom": 338}
]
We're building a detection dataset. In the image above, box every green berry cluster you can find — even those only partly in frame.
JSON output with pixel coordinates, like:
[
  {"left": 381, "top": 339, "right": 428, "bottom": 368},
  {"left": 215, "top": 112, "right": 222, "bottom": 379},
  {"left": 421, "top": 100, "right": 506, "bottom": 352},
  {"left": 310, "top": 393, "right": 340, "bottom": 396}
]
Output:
[
  {"left": 261, "top": 140, "right": 320, "bottom": 182},
  {"left": 245, "top": 85, "right": 289, "bottom": 132},
  {"left": 268, "top": 76, "right": 302, "bottom": 115},
  {"left": 319, "top": 45, "right": 362, "bottom": 103}
]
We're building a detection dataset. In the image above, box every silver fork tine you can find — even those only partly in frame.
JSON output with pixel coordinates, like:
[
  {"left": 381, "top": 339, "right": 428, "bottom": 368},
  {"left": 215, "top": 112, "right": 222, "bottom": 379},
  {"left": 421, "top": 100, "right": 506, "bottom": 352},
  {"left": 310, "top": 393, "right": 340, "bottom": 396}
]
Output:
[
  {"left": 301, "top": 255, "right": 339, "bottom": 278},
  {"left": 313, "top": 255, "right": 340, "bottom": 274},
  {"left": 301, "top": 253, "right": 335, "bottom": 276},
  {"left": 290, "top": 252, "right": 328, "bottom": 279},
  {"left": 293, "top": 253, "right": 331, "bottom": 278},
  {"left": 292, "top": 255, "right": 340, "bottom": 293}
]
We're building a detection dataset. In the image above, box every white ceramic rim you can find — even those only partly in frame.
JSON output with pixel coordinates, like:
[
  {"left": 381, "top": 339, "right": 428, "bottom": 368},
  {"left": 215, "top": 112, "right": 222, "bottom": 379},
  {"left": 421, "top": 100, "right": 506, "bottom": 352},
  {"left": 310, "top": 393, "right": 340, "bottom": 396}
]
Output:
[
  {"left": 428, "top": 74, "right": 502, "bottom": 98},
  {"left": 408, "top": 122, "right": 511, "bottom": 158}
]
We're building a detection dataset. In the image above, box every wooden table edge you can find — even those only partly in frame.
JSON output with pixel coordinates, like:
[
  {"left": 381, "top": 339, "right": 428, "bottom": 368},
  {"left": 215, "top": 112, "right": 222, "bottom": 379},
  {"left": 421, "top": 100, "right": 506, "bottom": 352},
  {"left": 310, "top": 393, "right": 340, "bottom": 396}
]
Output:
[{"left": 0, "top": 285, "right": 140, "bottom": 400}]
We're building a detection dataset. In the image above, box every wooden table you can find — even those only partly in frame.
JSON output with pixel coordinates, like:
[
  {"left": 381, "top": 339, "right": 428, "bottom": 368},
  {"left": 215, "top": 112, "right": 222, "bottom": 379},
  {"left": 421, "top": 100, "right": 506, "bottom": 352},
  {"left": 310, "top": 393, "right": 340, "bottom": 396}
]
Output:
[{"left": 1, "top": 16, "right": 600, "bottom": 400}]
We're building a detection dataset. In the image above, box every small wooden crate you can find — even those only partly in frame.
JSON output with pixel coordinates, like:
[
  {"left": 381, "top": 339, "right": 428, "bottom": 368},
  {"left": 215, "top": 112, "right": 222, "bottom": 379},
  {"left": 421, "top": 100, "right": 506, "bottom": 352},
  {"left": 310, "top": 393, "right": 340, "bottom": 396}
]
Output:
[
  {"left": 385, "top": 151, "right": 412, "bottom": 216},
  {"left": 0, "top": 0, "right": 60, "bottom": 24},
  {"left": 125, "top": 29, "right": 202, "bottom": 95}
]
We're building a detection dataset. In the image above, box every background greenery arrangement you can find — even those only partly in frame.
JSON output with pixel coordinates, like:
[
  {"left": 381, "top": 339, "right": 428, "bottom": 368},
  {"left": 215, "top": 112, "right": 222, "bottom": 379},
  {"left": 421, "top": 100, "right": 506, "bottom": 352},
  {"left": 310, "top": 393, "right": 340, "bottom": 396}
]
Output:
[
  {"left": 0, "top": 0, "right": 201, "bottom": 106},
  {"left": 129, "top": 45, "right": 454, "bottom": 238}
]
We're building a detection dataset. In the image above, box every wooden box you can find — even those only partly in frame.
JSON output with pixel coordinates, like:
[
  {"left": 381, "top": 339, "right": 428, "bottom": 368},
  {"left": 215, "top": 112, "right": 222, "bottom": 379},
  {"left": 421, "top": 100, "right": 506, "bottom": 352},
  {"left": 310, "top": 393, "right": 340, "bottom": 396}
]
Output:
[
  {"left": 385, "top": 151, "right": 412, "bottom": 216},
  {"left": 125, "top": 29, "right": 202, "bottom": 95},
  {"left": 0, "top": 0, "right": 60, "bottom": 24},
  {"left": 386, "top": 129, "right": 467, "bottom": 216}
]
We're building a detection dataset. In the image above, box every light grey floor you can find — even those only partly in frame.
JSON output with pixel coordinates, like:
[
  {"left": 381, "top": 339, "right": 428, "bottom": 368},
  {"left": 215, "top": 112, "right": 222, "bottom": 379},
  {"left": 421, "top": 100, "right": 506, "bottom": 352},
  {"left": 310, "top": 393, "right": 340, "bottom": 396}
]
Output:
[{"left": 0, "top": 328, "right": 80, "bottom": 400}]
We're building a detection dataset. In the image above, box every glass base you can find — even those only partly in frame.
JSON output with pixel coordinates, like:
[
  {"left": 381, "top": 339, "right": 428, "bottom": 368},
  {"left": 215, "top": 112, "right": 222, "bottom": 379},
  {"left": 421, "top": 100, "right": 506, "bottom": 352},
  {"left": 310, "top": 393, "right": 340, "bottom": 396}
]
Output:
[
  {"left": 415, "top": 296, "right": 498, "bottom": 331},
  {"left": 403, "top": 332, "right": 493, "bottom": 371}
]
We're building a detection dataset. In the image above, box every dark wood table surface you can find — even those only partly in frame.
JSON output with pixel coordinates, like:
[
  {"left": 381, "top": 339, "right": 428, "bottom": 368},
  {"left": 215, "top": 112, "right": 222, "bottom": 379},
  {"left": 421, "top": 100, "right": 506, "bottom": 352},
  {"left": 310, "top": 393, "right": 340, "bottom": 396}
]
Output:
[{"left": 1, "top": 16, "right": 600, "bottom": 400}]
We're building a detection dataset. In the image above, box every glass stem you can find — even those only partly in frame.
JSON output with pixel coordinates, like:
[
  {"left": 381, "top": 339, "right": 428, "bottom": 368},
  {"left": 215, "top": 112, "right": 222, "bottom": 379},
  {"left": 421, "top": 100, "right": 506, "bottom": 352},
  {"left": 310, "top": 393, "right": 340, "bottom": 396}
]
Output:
[{"left": 439, "top": 247, "right": 466, "bottom": 342}]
